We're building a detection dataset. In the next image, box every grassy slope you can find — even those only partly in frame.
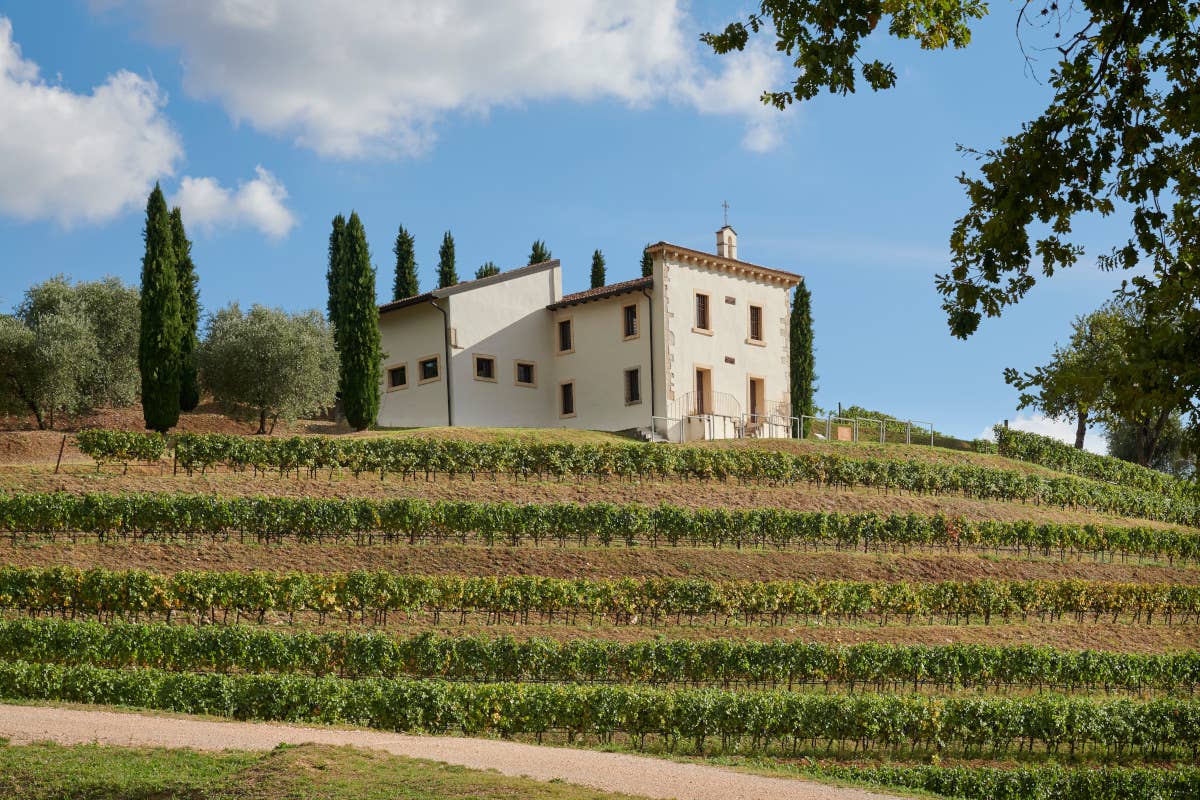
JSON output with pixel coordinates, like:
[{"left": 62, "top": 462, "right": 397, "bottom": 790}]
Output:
[{"left": 0, "top": 740, "right": 647, "bottom": 800}]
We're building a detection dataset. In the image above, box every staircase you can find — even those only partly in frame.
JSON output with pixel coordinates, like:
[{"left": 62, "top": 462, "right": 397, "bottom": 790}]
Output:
[{"left": 635, "top": 426, "right": 670, "bottom": 443}]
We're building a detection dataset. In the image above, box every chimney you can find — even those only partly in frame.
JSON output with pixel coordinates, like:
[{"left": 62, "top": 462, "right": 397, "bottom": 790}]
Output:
[{"left": 716, "top": 226, "right": 737, "bottom": 260}]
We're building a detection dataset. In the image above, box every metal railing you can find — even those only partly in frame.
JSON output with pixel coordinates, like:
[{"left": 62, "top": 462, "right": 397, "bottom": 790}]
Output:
[{"left": 798, "top": 414, "right": 938, "bottom": 447}]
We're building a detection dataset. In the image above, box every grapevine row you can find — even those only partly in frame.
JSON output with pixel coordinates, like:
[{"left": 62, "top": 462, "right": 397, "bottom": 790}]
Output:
[
  {"left": 0, "top": 660, "right": 1196, "bottom": 757},
  {"left": 3, "top": 567, "right": 1196, "bottom": 626},
  {"left": 5, "top": 618, "right": 1197, "bottom": 694},
  {"left": 4, "top": 492, "right": 1198, "bottom": 562},
  {"left": 996, "top": 426, "right": 1199, "bottom": 501},
  {"left": 801, "top": 764, "right": 1200, "bottom": 800},
  {"left": 73, "top": 431, "right": 1200, "bottom": 526}
]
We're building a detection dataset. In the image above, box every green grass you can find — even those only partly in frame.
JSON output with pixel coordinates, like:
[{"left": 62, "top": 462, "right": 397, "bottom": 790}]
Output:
[{"left": 0, "top": 740, "right": 649, "bottom": 800}]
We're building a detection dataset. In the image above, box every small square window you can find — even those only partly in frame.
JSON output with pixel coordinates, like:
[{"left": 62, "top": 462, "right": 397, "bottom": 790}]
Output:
[
  {"left": 515, "top": 361, "right": 536, "bottom": 387},
  {"left": 558, "top": 319, "right": 573, "bottom": 353},
  {"left": 622, "top": 304, "right": 638, "bottom": 339},
  {"left": 474, "top": 355, "right": 496, "bottom": 382},
  {"left": 560, "top": 381, "right": 575, "bottom": 417},
  {"left": 418, "top": 356, "right": 440, "bottom": 383},
  {"left": 624, "top": 367, "right": 641, "bottom": 405},
  {"left": 387, "top": 365, "right": 407, "bottom": 390},
  {"left": 749, "top": 305, "right": 764, "bottom": 342}
]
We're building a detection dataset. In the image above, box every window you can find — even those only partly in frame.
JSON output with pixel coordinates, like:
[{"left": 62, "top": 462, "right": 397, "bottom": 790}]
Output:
[
  {"left": 624, "top": 367, "right": 641, "bottom": 405},
  {"left": 557, "top": 319, "right": 574, "bottom": 353},
  {"left": 515, "top": 360, "right": 536, "bottom": 387},
  {"left": 418, "top": 355, "right": 440, "bottom": 384},
  {"left": 386, "top": 364, "right": 407, "bottom": 391},
  {"left": 559, "top": 381, "right": 575, "bottom": 417},
  {"left": 748, "top": 305, "right": 764, "bottom": 342},
  {"left": 474, "top": 354, "right": 496, "bottom": 382},
  {"left": 622, "top": 304, "right": 639, "bottom": 339},
  {"left": 694, "top": 292, "right": 711, "bottom": 332}
]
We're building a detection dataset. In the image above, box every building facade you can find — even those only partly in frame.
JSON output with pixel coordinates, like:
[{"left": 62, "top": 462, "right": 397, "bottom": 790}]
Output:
[{"left": 376, "top": 228, "right": 802, "bottom": 440}]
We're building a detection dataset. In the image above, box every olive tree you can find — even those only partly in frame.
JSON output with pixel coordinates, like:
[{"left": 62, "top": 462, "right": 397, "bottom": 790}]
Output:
[
  {"left": 0, "top": 312, "right": 99, "bottom": 429},
  {"left": 0, "top": 275, "right": 139, "bottom": 429},
  {"left": 198, "top": 304, "right": 338, "bottom": 434}
]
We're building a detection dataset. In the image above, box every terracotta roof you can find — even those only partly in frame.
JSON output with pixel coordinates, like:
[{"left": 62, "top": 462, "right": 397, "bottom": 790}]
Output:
[
  {"left": 378, "top": 291, "right": 436, "bottom": 314},
  {"left": 547, "top": 276, "right": 653, "bottom": 310},
  {"left": 646, "top": 242, "right": 802, "bottom": 285}
]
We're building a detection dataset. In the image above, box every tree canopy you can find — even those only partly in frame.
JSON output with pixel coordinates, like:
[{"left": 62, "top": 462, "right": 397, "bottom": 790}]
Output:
[
  {"left": 590, "top": 250, "right": 606, "bottom": 289},
  {"left": 640, "top": 246, "right": 653, "bottom": 278},
  {"left": 337, "top": 212, "right": 383, "bottom": 431},
  {"left": 790, "top": 280, "right": 816, "bottom": 421},
  {"left": 475, "top": 262, "right": 500, "bottom": 279},
  {"left": 199, "top": 304, "right": 338, "bottom": 434},
  {"left": 1007, "top": 297, "right": 1192, "bottom": 465},
  {"left": 392, "top": 225, "right": 419, "bottom": 300},
  {"left": 706, "top": 1, "right": 1200, "bottom": 442},
  {"left": 138, "top": 184, "right": 183, "bottom": 433},
  {"left": 171, "top": 207, "right": 201, "bottom": 412},
  {"left": 437, "top": 231, "right": 458, "bottom": 288},
  {"left": 528, "top": 240, "right": 551, "bottom": 265}
]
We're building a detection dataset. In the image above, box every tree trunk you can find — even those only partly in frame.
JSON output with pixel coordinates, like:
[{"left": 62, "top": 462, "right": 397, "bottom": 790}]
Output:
[
  {"left": 257, "top": 408, "right": 268, "bottom": 435},
  {"left": 1074, "top": 408, "right": 1088, "bottom": 450}
]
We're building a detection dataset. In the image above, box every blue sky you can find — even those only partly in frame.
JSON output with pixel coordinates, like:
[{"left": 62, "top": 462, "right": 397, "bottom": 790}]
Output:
[{"left": 0, "top": 2, "right": 1131, "bottom": 445}]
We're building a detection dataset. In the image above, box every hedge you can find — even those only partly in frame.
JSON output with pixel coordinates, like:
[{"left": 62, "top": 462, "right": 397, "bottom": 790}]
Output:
[
  {"left": 4, "top": 618, "right": 1196, "bottom": 694},
  {"left": 70, "top": 431, "right": 1200, "bottom": 526},
  {"left": 3, "top": 492, "right": 1197, "bottom": 562},
  {"left": 0, "top": 660, "right": 1196, "bottom": 757},
  {"left": 2, "top": 566, "right": 1196, "bottom": 626}
]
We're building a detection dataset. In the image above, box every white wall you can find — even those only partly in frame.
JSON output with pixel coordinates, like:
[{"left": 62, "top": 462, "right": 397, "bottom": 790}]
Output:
[
  {"left": 551, "top": 292, "right": 653, "bottom": 432},
  {"left": 377, "top": 302, "right": 452, "bottom": 427},
  {"left": 659, "top": 253, "right": 792, "bottom": 437},
  {"left": 448, "top": 265, "right": 559, "bottom": 427}
]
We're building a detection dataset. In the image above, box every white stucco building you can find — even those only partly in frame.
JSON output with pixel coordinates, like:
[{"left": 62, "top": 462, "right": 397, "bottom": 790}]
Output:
[{"left": 376, "top": 227, "right": 802, "bottom": 441}]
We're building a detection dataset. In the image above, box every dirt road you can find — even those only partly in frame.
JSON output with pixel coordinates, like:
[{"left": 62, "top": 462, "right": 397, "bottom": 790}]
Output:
[{"left": 0, "top": 703, "right": 903, "bottom": 800}]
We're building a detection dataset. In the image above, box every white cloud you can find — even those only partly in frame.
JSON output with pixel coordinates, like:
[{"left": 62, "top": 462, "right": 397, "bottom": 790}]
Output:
[
  {"left": 171, "top": 166, "right": 296, "bottom": 239},
  {"left": 116, "top": 1, "right": 791, "bottom": 157},
  {"left": 0, "top": 17, "right": 182, "bottom": 225},
  {"left": 976, "top": 413, "right": 1109, "bottom": 455}
]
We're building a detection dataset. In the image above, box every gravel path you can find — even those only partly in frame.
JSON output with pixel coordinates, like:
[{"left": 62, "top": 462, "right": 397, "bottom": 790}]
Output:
[{"left": 0, "top": 704, "right": 903, "bottom": 800}]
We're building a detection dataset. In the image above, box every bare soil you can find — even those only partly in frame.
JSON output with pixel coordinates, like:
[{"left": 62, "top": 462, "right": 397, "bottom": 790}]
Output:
[{"left": 4, "top": 540, "right": 1194, "bottom": 584}]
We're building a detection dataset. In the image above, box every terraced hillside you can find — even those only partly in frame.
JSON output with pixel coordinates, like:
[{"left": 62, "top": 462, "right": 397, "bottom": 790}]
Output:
[{"left": 1, "top": 427, "right": 1198, "bottom": 800}]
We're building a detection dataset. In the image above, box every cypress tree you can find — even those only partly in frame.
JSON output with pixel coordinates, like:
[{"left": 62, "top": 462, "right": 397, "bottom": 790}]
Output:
[
  {"left": 392, "top": 225, "right": 419, "bottom": 300},
  {"left": 437, "top": 231, "right": 458, "bottom": 288},
  {"left": 528, "top": 240, "right": 551, "bottom": 265},
  {"left": 640, "top": 245, "right": 653, "bottom": 278},
  {"left": 590, "top": 249, "right": 606, "bottom": 288},
  {"left": 790, "top": 280, "right": 816, "bottom": 421},
  {"left": 326, "top": 214, "right": 347, "bottom": 340},
  {"left": 475, "top": 262, "right": 500, "bottom": 279},
  {"left": 171, "top": 207, "right": 201, "bottom": 412},
  {"left": 138, "top": 184, "right": 183, "bottom": 432},
  {"left": 338, "top": 212, "right": 382, "bottom": 430}
]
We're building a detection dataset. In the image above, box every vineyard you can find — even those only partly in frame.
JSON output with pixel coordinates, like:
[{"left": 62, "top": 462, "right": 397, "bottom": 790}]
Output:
[{"left": 4, "top": 427, "right": 1200, "bottom": 799}]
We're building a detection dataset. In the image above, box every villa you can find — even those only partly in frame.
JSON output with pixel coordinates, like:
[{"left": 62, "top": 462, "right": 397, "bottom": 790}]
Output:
[{"left": 376, "top": 226, "right": 802, "bottom": 441}]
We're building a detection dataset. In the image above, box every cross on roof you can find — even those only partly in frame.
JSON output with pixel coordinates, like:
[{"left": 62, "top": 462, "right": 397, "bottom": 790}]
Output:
[{"left": 722, "top": 200, "right": 730, "bottom": 227}]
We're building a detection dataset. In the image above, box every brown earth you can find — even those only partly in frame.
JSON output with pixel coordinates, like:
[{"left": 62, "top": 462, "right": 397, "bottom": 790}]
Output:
[
  {"left": 1, "top": 465, "right": 1188, "bottom": 534},
  {"left": 4, "top": 540, "right": 1195, "bottom": 584}
]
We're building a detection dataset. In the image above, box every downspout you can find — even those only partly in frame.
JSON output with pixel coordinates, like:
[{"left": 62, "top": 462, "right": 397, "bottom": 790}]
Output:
[
  {"left": 641, "top": 286, "right": 656, "bottom": 422},
  {"left": 430, "top": 298, "right": 453, "bottom": 426}
]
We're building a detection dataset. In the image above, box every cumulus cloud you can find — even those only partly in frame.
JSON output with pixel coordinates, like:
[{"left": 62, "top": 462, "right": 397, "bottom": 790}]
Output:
[
  {"left": 0, "top": 16, "right": 182, "bottom": 225},
  {"left": 117, "top": 1, "right": 791, "bottom": 157},
  {"left": 976, "top": 413, "right": 1109, "bottom": 455},
  {"left": 170, "top": 166, "right": 296, "bottom": 239}
]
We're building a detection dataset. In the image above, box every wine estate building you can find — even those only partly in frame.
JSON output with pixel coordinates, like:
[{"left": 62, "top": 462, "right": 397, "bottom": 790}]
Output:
[{"left": 376, "top": 227, "right": 802, "bottom": 441}]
